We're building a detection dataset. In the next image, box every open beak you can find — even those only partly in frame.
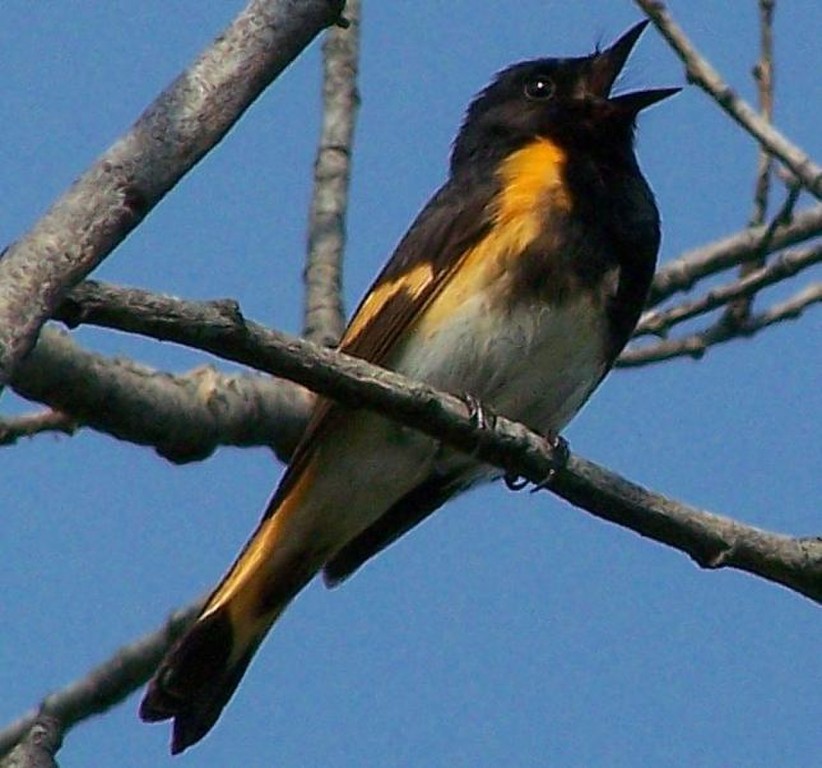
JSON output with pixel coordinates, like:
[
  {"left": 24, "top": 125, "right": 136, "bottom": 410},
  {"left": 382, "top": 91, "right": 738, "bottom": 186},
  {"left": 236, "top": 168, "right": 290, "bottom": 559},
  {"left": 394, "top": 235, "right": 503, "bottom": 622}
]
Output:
[{"left": 588, "top": 20, "right": 680, "bottom": 113}]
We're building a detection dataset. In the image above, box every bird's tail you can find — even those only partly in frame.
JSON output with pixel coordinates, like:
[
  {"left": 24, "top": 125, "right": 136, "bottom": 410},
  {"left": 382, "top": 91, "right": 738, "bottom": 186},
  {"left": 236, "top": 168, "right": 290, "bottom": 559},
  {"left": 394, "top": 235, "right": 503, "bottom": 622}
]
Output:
[{"left": 140, "top": 473, "right": 322, "bottom": 754}]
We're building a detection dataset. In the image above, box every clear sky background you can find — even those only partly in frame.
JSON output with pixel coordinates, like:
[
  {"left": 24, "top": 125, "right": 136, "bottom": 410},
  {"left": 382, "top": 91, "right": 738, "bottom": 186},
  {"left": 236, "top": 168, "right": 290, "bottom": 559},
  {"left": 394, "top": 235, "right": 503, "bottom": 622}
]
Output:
[{"left": 2, "top": 2, "right": 819, "bottom": 766}]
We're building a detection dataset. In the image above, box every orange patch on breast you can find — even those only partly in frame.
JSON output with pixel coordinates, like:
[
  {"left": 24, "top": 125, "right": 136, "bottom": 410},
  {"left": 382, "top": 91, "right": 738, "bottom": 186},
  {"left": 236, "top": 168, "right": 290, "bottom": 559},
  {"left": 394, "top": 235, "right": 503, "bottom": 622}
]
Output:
[
  {"left": 416, "top": 138, "right": 572, "bottom": 333},
  {"left": 496, "top": 137, "right": 571, "bottom": 223}
]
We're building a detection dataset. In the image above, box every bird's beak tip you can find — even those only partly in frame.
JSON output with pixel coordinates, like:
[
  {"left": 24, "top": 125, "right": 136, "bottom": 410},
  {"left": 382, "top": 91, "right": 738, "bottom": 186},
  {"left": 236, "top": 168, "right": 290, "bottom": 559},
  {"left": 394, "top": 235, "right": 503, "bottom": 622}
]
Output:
[{"left": 588, "top": 20, "right": 652, "bottom": 98}]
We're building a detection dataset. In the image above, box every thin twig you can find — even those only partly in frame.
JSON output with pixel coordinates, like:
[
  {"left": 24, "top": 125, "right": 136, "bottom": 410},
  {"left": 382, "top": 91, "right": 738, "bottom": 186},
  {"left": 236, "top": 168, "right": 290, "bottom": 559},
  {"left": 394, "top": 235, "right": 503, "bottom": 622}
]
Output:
[
  {"left": 621, "top": 282, "right": 821, "bottom": 366},
  {"left": 0, "top": 603, "right": 201, "bottom": 758},
  {"left": 726, "top": 0, "right": 776, "bottom": 324},
  {"left": 751, "top": 0, "right": 776, "bottom": 223},
  {"left": 0, "top": 0, "right": 345, "bottom": 386},
  {"left": 634, "top": 245, "right": 821, "bottom": 337},
  {"left": 648, "top": 203, "right": 822, "bottom": 306},
  {"left": 303, "top": 0, "right": 361, "bottom": 347},
  {"left": 634, "top": 0, "right": 822, "bottom": 199}
]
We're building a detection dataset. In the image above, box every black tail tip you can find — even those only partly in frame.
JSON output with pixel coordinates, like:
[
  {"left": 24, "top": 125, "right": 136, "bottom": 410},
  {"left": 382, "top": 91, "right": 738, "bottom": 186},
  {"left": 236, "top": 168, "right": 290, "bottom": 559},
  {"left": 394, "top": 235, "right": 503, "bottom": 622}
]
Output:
[
  {"left": 140, "top": 677, "right": 223, "bottom": 755},
  {"left": 139, "top": 608, "right": 239, "bottom": 754}
]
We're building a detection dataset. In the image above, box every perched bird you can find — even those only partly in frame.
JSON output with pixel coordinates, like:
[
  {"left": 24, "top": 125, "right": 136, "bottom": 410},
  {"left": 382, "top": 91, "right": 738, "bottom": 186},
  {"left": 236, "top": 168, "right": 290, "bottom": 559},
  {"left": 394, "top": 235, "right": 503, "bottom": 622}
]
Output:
[{"left": 141, "top": 20, "right": 678, "bottom": 753}]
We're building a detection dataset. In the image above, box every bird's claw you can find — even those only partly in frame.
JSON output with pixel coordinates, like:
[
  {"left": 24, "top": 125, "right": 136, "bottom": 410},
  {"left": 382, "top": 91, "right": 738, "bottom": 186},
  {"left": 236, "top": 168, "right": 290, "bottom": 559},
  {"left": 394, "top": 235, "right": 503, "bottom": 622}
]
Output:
[
  {"left": 462, "top": 393, "right": 491, "bottom": 430},
  {"left": 529, "top": 432, "right": 569, "bottom": 493},
  {"left": 504, "top": 472, "right": 529, "bottom": 491},
  {"left": 460, "top": 393, "right": 498, "bottom": 460},
  {"left": 503, "top": 432, "right": 570, "bottom": 493}
]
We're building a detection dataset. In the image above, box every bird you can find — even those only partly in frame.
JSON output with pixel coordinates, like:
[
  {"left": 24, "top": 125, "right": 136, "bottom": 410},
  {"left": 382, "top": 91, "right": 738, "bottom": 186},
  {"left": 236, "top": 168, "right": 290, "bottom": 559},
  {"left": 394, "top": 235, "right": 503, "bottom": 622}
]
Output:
[{"left": 140, "top": 20, "right": 678, "bottom": 753}]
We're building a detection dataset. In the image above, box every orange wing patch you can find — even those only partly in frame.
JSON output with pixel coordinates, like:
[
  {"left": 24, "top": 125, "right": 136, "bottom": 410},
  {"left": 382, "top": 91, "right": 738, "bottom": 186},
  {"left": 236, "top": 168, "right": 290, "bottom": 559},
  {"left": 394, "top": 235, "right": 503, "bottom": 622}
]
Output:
[{"left": 343, "top": 262, "right": 435, "bottom": 347}]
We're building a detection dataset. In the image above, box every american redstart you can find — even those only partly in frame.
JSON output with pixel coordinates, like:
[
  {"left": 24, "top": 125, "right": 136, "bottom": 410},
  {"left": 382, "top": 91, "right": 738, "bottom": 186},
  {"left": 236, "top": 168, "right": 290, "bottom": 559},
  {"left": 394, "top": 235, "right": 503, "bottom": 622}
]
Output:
[{"left": 141, "top": 20, "right": 678, "bottom": 753}]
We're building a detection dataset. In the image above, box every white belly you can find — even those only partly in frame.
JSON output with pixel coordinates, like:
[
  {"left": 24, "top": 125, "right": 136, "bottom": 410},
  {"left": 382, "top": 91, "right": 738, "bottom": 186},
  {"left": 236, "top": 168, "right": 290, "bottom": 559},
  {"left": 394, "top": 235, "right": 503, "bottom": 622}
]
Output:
[{"left": 396, "top": 290, "right": 609, "bottom": 436}]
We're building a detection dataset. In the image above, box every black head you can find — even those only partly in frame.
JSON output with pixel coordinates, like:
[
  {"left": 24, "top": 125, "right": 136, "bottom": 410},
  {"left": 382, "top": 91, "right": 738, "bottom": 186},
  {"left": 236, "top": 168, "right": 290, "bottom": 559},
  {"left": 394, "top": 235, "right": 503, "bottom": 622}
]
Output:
[{"left": 451, "top": 21, "right": 679, "bottom": 172}]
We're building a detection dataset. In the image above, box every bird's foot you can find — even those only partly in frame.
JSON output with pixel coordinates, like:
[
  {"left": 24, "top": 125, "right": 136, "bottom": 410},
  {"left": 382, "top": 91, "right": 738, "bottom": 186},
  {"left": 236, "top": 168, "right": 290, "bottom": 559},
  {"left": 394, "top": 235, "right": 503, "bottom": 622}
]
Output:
[
  {"left": 461, "top": 392, "right": 493, "bottom": 431},
  {"left": 529, "top": 432, "right": 569, "bottom": 493},
  {"left": 504, "top": 431, "right": 570, "bottom": 493}
]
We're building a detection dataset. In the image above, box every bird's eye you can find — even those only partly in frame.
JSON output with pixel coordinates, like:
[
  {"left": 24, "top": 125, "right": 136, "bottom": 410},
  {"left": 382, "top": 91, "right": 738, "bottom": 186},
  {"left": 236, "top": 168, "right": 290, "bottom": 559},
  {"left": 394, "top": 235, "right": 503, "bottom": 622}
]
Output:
[{"left": 523, "top": 74, "right": 555, "bottom": 100}]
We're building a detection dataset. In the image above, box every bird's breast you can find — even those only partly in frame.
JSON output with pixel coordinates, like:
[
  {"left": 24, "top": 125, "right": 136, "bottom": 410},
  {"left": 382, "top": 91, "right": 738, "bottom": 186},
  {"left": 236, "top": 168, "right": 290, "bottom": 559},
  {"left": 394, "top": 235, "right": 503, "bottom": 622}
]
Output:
[{"left": 396, "top": 270, "right": 609, "bottom": 437}]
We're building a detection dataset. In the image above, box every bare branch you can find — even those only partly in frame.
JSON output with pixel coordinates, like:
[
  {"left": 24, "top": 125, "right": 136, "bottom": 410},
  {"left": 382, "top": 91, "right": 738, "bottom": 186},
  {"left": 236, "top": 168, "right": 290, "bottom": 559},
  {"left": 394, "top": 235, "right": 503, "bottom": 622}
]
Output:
[
  {"left": 634, "top": 0, "right": 822, "bottom": 199},
  {"left": 12, "top": 326, "right": 311, "bottom": 463},
  {"left": 551, "top": 456, "right": 821, "bottom": 603},
  {"left": 303, "top": 0, "right": 361, "bottom": 346},
  {"left": 0, "top": 409, "right": 77, "bottom": 446},
  {"left": 0, "top": 716, "right": 62, "bottom": 768},
  {"left": 0, "top": 602, "right": 201, "bottom": 758},
  {"left": 648, "top": 203, "right": 822, "bottom": 306},
  {"left": 51, "top": 282, "right": 822, "bottom": 603},
  {"left": 621, "top": 283, "right": 821, "bottom": 367},
  {"left": 0, "top": 0, "right": 345, "bottom": 386},
  {"left": 726, "top": 0, "right": 776, "bottom": 324},
  {"left": 634, "top": 245, "right": 821, "bottom": 338},
  {"left": 750, "top": 0, "right": 776, "bottom": 230},
  {"left": 752, "top": 282, "right": 822, "bottom": 326}
]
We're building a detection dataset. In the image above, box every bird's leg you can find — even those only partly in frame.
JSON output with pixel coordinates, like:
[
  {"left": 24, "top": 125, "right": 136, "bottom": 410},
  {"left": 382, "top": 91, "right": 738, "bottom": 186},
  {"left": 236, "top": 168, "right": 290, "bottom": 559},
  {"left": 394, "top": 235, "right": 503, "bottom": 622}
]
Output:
[
  {"left": 459, "top": 394, "right": 569, "bottom": 492},
  {"left": 461, "top": 392, "right": 491, "bottom": 431},
  {"left": 459, "top": 392, "right": 501, "bottom": 463}
]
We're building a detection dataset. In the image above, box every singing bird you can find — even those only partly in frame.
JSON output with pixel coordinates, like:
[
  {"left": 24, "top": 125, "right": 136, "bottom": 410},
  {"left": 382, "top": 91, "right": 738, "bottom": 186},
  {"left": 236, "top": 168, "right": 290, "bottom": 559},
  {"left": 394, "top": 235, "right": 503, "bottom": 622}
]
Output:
[{"left": 141, "top": 20, "right": 678, "bottom": 752}]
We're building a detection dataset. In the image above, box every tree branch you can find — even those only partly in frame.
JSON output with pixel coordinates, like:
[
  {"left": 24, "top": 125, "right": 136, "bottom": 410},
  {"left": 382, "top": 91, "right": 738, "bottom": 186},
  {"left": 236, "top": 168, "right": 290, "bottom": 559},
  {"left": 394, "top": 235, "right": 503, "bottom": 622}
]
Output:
[
  {"left": 620, "top": 282, "right": 821, "bottom": 366},
  {"left": 2, "top": 277, "right": 818, "bottom": 758},
  {"left": 634, "top": 245, "right": 821, "bottom": 338},
  {"left": 11, "top": 326, "right": 312, "bottom": 463},
  {"left": 634, "top": 0, "right": 822, "bottom": 199},
  {"left": 647, "top": 203, "right": 822, "bottom": 306},
  {"left": 725, "top": 0, "right": 775, "bottom": 324},
  {"left": 0, "top": 603, "right": 201, "bottom": 759},
  {"left": 303, "top": 0, "right": 361, "bottom": 346},
  {"left": 0, "top": 716, "right": 62, "bottom": 768},
  {"left": 48, "top": 281, "right": 822, "bottom": 603},
  {"left": 0, "top": 0, "right": 345, "bottom": 386}
]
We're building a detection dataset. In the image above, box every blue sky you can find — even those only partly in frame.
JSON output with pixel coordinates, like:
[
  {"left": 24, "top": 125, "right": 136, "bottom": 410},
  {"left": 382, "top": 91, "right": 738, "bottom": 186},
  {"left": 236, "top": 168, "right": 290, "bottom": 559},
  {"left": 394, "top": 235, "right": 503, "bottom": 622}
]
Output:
[{"left": 1, "top": 2, "right": 819, "bottom": 766}]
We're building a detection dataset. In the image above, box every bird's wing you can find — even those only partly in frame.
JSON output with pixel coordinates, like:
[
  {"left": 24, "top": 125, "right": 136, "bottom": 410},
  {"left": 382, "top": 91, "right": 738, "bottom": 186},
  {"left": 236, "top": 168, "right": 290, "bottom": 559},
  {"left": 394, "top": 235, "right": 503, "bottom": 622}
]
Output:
[{"left": 266, "top": 176, "right": 496, "bottom": 515}]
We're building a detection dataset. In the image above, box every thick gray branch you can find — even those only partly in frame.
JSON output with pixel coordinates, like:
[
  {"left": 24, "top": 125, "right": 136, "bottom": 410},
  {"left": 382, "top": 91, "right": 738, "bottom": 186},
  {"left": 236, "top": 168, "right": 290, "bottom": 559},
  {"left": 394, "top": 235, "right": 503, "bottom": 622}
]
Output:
[
  {"left": 12, "top": 326, "right": 311, "bottom": 463},
  {"left": 554, "top": 456, "right": 821, "bottom": 602},
  {"left": 0, "top": 716, "right": 62, "bottom": 768},
  {"left": 0, "top": 0, "right": 345, "bottom": 385}
]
